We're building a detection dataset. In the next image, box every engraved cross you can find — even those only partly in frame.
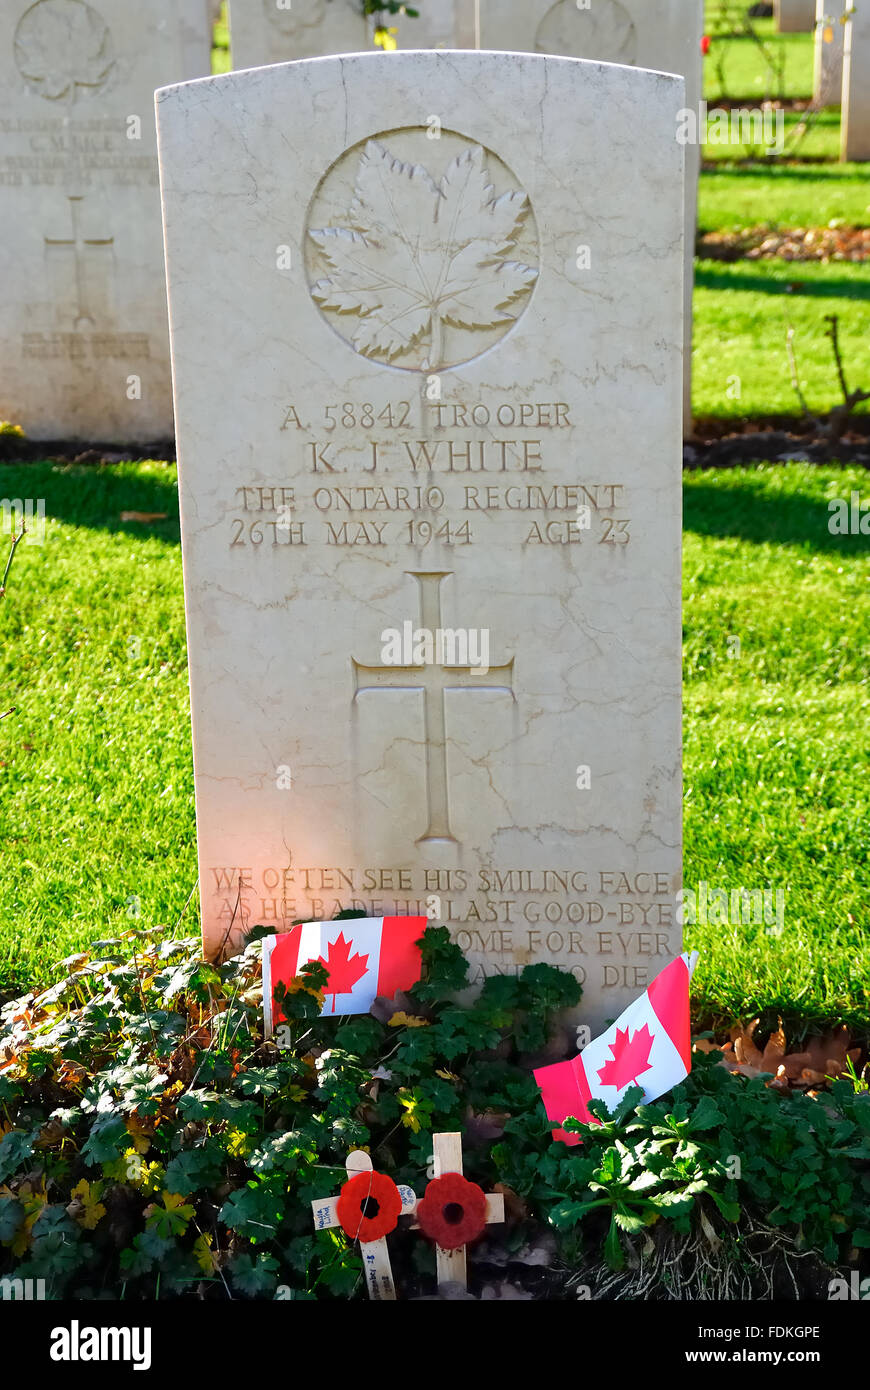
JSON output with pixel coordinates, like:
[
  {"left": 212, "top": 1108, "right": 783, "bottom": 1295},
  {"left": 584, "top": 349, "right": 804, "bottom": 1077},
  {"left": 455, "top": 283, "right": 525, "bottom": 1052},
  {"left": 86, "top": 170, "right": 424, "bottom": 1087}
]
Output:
[
  {"left": 44, "top": 195, "right": 113, "bottom": 329},
  {"left": 352, "top": 572, "right": 515, "bottom": 843}
]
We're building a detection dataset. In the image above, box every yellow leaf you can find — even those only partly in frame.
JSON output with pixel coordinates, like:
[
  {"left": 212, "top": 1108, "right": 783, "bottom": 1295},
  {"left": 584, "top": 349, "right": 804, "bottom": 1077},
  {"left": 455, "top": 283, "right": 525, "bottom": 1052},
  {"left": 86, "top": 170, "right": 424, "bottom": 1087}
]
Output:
[
  {"left": 286, "top": 978, "right": 325, "bottom": 1006},
  {"left": 163, "top": 1191, "right": 191, "bottom": 1212},
  {"left": 374, "top": 25, "right": 398, "bottom": 50},
  {"left": 435, "top": 1069, "right": 459, "bottom": 1082},
  {"left": 7, "top": 1181, "right": 48, "bottom": 1255},
  {"left": 192, "top": 1231, "right": 218, "bottom": 1274},
  {"left": 125, "top": 1116, "right": 151, "bottom": 1154},
  {"left": 68, "top": 1179, "right": 106, "bottom": 1231},
  {"left": 107, "top": 1150, "right": 166, "bottom": 1194},
  {"left": 225, "top": 1128, "right": 253, "bottom": 1158},
  {"left": 139, "top": 1161, "right": 166, "bottom": 1195},
  {"left": 388, "top": 1011, "right": 429, "bottom": 1028}
]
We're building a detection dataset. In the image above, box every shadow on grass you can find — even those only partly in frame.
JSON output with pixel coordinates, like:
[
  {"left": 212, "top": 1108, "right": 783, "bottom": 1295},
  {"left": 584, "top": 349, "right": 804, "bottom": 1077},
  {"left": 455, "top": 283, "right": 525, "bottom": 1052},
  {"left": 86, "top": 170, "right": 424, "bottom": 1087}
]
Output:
[
  {"left": 684, "top": 477, "right": 868, "bottom": 553},
  {"left": 0, "top": 459, "right": 180, "bottom": 543},
  {"left": 695, "top": 264, "right": 870, "bottom": 301},
  {"left": 700, "top": 156, "right": 859, "bottom": 181}
]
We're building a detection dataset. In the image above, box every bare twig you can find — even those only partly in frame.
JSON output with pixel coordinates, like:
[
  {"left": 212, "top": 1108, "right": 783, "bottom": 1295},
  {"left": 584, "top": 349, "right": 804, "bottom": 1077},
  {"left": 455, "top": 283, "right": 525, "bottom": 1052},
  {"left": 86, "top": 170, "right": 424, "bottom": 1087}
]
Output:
[
  {"left": 215, "top": 874, "right": 245, "bottom": 962},
  {"left": 0, "top": 521, "right": 26, "bottom": 599},
  {"left": 785, "top": 316, "right": 870, "bottom": 449},
  {"left": 1, "top": 523, "right": 26, "bottom": 720},
  {"left": 824, "top": 313, "right": 870, "bottom": 444},
  {"left": 785, "top": 323, "right": 815, "bottom": 422},
  {"left": 130, "top": 943, "right": 160, "bottom": 1060},
  {"left": 172, "top": 878, "right": 199, "bottom": 936}
]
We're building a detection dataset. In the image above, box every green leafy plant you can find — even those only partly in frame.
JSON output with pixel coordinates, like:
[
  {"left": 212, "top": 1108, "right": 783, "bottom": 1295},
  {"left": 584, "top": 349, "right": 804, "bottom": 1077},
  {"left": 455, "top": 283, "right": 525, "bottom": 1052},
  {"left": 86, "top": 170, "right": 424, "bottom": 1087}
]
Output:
[
  {"left": 0, "top": 923, "right": 580, "bottom": 1298},
  {"left": 0, "top": 923, "right": 867, "bottom": 1300}
]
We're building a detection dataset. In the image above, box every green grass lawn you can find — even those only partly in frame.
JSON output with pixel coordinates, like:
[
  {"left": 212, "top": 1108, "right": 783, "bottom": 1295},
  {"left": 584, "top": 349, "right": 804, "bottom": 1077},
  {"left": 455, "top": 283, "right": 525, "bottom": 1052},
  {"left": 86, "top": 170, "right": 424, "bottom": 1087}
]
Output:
[
  {"left": 0, "top": 7, "right": 865, "bottom": 1033},
  {"left": 0, "top": 463, "right": 197, "bottom": 998},
  {"left": 695, "top": 6, "right": 870, "bottom": 420},
  {"left": 693, "top": 258, "right": 870, "bottom": 419},
  {"left": 699, "top": 158, "right": 870, "bottom": 232},
  {"left": 1, "top": 461, "right": 867, "bottom": 1039},
  {"left": 704, "top": 12, "right": 815, "bottom": 104},
  {"left": 684, "top": 463, "right": 870, "bottom": 1035}
]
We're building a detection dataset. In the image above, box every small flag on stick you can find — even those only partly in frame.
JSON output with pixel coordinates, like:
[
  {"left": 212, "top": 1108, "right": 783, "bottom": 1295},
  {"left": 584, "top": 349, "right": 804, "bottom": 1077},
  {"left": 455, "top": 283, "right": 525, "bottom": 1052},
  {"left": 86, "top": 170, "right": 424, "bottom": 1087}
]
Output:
[
  {"left": 263, "top": 915, "right": 426, "bottom": 1031},
  {"left": 534, "top": 952, "right": 699, "bottom": 1145}
]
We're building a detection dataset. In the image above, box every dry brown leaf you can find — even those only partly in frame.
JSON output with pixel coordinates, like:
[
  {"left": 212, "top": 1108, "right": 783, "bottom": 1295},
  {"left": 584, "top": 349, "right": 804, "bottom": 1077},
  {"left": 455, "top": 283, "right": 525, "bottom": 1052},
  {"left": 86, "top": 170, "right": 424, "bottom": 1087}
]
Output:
[{"left": 731, "top": 1018, "right": 765, "bottom": 1069}]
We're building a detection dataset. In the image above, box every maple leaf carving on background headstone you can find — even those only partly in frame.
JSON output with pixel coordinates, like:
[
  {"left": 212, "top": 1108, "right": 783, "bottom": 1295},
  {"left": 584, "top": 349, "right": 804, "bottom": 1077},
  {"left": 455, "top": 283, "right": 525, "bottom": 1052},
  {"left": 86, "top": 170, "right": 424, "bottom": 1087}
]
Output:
[
  {"left": 309, "top": 140, "right": 538, "bottom": 369},
  {"left": 596, "top": 1024, "right": 655, "bottom": 1091},
  {"left": 15, "top": 0, "right": 115, "bottom": 104},
  {"left": 316, "top": 932, "right": 369, "bottom": 1012}
]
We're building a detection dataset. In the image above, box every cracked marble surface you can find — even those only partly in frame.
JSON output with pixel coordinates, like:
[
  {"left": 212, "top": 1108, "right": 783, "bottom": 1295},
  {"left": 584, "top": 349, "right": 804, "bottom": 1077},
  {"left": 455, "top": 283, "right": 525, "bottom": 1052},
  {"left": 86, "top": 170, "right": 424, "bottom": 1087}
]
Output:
[{"left": 157, "top": 50, "right": 684, "bottom": 1029}]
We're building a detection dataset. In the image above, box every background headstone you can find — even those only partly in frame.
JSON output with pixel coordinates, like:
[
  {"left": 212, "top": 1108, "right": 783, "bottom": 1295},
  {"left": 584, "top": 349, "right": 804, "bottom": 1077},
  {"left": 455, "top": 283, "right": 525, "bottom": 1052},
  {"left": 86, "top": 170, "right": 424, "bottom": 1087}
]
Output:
[
  {"left": 842, "top": 0, "right": 870, "bottom": 160},
  {"left": 0, "top": 0, "right": 211, "bottom": 442},
  {"left": 228, "top": 0, "right": 372, "bottom": 69},
  {"left": 775, "top": 0, "right": 817, "bottom": 32},
  {"left": 814, "top": 0, "right": 845, "bottom": 107},
  {"left": 475, "top": 0, "right": 703, "bottom": 424},
  {"left": 390, "top": 0, "right": 476, "bottom": 48},
  {"left": 157, "top": 51, "right": 685, "bottom": 1032}
]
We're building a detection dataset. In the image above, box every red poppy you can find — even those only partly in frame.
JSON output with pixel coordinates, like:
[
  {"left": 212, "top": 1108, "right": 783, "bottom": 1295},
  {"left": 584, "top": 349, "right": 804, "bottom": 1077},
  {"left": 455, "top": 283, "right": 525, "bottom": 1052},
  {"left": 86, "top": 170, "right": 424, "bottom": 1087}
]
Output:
[
  {"left": 701, "top": 34, "right": 711, "bottom": 55},
  {"left": 336, "top": 1170, "right": 403, "bottom": 1244},
  {"left": 416, "top": 1172, "right": 487, "bottom": 1250}
]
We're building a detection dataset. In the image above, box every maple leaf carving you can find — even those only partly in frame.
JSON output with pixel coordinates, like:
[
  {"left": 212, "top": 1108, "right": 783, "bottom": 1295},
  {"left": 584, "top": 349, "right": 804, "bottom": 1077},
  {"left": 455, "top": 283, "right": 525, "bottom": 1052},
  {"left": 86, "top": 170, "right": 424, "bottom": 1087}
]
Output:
[
  {"left": 596, "top": 1024, "right": 655, "bottom": 1091},
  {"left": 15, "top": 0, "right": 115, "bottom": 104},
  {"left": 309, "top": 140, "right": 537, "bottom": 369},
  {"left": 316, "top": 933, "right": 369, "bottom": 1012}
]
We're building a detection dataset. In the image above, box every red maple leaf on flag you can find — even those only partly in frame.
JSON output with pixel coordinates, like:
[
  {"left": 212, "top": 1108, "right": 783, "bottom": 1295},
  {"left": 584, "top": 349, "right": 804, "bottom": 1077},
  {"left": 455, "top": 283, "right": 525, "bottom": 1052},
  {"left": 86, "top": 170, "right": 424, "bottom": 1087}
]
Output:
[
  {"left": 596, "top": 1024, "right": 655, "bottom": 1091},
  {"left": 316, "top": 932, "right": 369, "bottom": 1012}
]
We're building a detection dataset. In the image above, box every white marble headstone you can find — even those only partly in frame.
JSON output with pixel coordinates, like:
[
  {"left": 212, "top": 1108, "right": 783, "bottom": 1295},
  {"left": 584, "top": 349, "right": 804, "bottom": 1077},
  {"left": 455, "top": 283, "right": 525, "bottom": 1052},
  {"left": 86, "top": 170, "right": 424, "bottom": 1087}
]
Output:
[
  {"left": 476, "top": 0, "right": 702, "bottom": 424},
  {"left": 228, "top": 0, "right": 476, "bottom": 68},
  {"left": 814, "top": 0, "right": 845, "bottom": 108},
  {"left": 228, "top": 0, "right": 371, "bottom": 69},
  {"left": 390, "top": 0, "right": 476, "bottom": 49},
  {"left": 842, "top": 0, "right": 870, "bottom": 160},
  {"left": 157, "top": 51, "right": 685, "bottom": 1032},
  {"left": 0, "top": 0, "right": 211, "bottom": 441},
  {"left": 775, "top": 0, "right": 817, "bottom": 32}
]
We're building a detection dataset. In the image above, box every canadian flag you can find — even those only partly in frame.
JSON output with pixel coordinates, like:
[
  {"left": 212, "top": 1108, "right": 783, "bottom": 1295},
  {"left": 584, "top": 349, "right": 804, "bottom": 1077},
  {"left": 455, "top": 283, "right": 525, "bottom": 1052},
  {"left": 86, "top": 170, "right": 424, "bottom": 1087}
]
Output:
[
  {"left": 534, "top": 952, "right": 699, "bottom": 1145},
  {"left": 262, "top": 916, "right": 427, "bottom": 1033}
]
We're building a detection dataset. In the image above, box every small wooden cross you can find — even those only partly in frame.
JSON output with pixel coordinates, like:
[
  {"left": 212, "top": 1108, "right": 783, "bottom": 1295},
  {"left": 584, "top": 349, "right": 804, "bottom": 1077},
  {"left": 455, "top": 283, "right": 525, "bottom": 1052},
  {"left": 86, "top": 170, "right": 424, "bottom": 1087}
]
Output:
[
  {"left": 413, "top": 1132, "right": 504, "bottom": 1293},
  {"left": 311, "top": 1150, "right": 416, "bottom": 1301}
]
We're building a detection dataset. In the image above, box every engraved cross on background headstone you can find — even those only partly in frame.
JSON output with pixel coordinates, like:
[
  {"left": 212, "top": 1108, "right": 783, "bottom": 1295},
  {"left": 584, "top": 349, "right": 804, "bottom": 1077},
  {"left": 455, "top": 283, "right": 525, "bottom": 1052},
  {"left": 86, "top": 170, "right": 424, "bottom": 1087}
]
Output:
[
  {"left": 352, "top": 571, "right": 515, "bottom": 843},
  {"left": 44, "top": 194, "right": 113, "bottom": 329}
]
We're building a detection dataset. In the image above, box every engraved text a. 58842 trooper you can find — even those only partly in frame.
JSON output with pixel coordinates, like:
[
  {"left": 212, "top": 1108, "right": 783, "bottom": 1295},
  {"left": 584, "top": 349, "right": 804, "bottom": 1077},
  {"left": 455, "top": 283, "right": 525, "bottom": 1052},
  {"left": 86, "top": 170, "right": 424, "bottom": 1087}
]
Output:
[
  {"left": 352, "top": 573, "right": 515, "bottom": 843},
  {"left": 309, "top": 140, "right": 537, "bottom": 371}
]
